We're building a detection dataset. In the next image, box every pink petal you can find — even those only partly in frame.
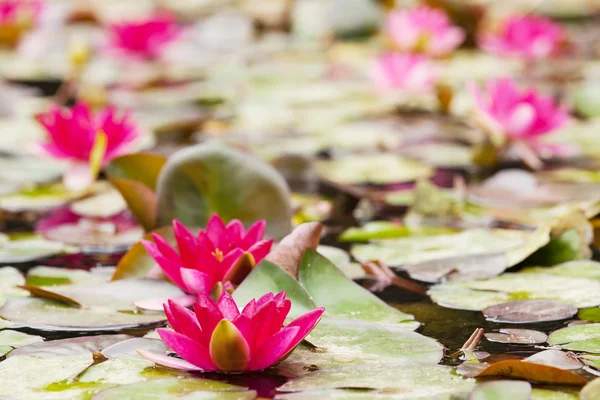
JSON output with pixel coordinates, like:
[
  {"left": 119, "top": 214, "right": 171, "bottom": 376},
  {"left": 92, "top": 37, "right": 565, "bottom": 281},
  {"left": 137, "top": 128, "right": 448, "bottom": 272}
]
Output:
[
  {"left": 217, "top": 292, "right": 240, "bottom": 321},
  {"left": 241, "top": 299, "right": 257, "bottom": 318},
  {"left": 194, "top": 293, "right": 224, "bottom": 342},
  {"left": 241, "top": 220, "right": 266, "bottom": 249},
  {"left": 151, "top": 233, "right": 182, "bottom": 265},
  {"left": 164, "top": 299, "right": 202, "bottom": 340},
  {"left": 173, "top": 220, "right": 199, "bottom": 269},
  {"left": 137, "top": 349, "right": 204, "bottom": 371},
  {"left": 225, "top": 219, "right": 245, "bottom": 248},
  {"left": 180, "top": 268, "right": 217, "bottom": 295},
  {"left": 142, "top": 240, "right": 186, "bottom": 289},
  {"left": 247, "top": 239, "right": 273, "bottom": 264},
  {"left": 219, "top": 248, "right": 244, "bottom": 278},
  {"left": 284, "top": 308, "right": 326, "bottom": 347},
  {"left": 157, "top": 328, "right": 217, "bottom": 371},
  {"left": 246, "top": 326, "right": 300, "bottom": 370},
  {"left": 205, "top": 214, "right": 227, "bottom": 249},
  {"left": 507, "top": 103, "right": 536, "bottom": 138},
  {"left": 256, "top": 292, "right": 275, "bottom": 307}
]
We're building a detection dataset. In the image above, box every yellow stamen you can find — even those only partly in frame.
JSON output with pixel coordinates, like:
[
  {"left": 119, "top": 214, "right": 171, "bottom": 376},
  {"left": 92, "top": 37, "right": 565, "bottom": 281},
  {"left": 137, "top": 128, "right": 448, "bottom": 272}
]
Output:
[{"left": 212, "top": 248, "right": 224, "bottom": 262}]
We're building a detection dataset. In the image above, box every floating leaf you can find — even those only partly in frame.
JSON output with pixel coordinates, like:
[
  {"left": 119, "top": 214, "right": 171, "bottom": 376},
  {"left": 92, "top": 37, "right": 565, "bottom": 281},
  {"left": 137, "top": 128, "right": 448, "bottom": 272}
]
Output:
[
  {"left": 0, "top": 234, "right": 68, "bottom": 263},
  {"left": 430, "top": 273, "right": 600, "bottom": 311},
  {"left": 483, "top": 300, "right": 578, "bottom": 324},
  {"left": 265, "top": 222, "right": 322, "bottom": 277},
  {"left": 579, "top": 308, "right": 600, "bottom": 323},
  {"left": 278, "top": 362, "right": 474, "bottom": 395},
  {"left": 548, "top": 323, "right": 600, "bottom": 353},
  {"left": 339, "top": 221, "right": 454, "bottom": 242},
  {"left": 0, "top": 298, "right": 168, "bottom": 332},
  {"left": 484, "top": 329, "right": 547, "bottom": 345},
  {"left": 317, "top": 154, "right": 433, "bottom": 185},
  {"left": 156, "top": 142, "right": 292, "bottom": 240},
  {"left": 70, "top": 190, "right": 127, "bottom": 219},
  {"left": 25, "top": 266, "right": 109, "bottom": 287},
  {"left": 299, "top": 250, "right": 417, "bottom": 328},
  {"left": 523, "top": 260, "right": 600, "bottom": 280},
  {"left": 0, "top": 266, "right": 27, "bottom": 307},
  {"left": 8, "top": 335, "right": 132, "bottom": 358},
  {"left": 110, "top": 178, "right": 158, "bottom": 231},
  {"left": 351, "top": 228, "right": 549, "bottom": 268},
  {"left": 233, "top": 260, "right": 317, "bottom": 317},
  {"left": 279, "top": 318, "right": 443, "bottom": 374},
  {"left": 93, "top": 378, "right": 248, "bottom": 400},
  {"left": 474, "top": 360, "right": 588, "bottom": 385},
  {"left": 523, "top": 350, "right": 583, "bottom": 370},
  {"left": 581, "top": 379, "right": 600, "bottom": 400},
  {"left": 0, "top": 330, "right": 43, "bottom": 356},
  {"left": 469, "top": 381, "right": 531, "bottom": 400},
  {"left": 406, "top": 253, "right": 508, "bottom": 283}
]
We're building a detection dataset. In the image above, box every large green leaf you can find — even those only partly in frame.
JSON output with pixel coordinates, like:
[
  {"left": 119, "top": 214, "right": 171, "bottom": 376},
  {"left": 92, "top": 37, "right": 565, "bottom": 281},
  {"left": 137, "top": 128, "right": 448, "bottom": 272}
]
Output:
[
  {"left": 429, "top": 272, "right": 600, "bottom": 311},
  {"left": 278, "top": 362, "right": 474, "bottom": 396},
  {"left": 299, "top": 250, "right": 417, "bottom": 328},
  {"left": 106, "top": 153, "right": 167, "bottom": 191},
  {"left": 233, "top": 260, "right": 316, "bottom": 317},
  {"left": 156, "top": 142, "right": 292, "bottom": 239},
  {"left": 547, "top": 323, "right": 600, "bottom": 352},
  {"left": 279, "top": 318, "right": 443, "bottom": 374}
]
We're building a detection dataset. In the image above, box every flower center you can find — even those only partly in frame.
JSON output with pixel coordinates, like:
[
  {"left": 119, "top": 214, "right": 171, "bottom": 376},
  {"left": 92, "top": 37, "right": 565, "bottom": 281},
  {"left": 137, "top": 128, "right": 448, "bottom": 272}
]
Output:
[{"left": 212, "top": 248, "right": 224, "bottom": 262}]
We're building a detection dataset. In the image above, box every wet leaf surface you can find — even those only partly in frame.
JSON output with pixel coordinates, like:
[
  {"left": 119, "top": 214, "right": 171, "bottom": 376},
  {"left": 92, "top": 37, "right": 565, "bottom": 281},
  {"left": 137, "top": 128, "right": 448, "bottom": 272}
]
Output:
[
  {"left": 483, "top": 300, "right": 578, "bottom": 324},
  {"left": 474, "top": 360, "right": 588, "bottom": 385},
  {"left": 484, "top": 329, "right": 548, "bottom": 345}
]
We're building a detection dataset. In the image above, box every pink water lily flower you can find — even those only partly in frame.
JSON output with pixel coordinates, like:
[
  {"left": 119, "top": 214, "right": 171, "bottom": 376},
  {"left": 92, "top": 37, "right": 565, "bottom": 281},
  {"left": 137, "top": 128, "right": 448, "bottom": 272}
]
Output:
[
  {"left": 139, "top": 292, "right": 325, "bottom": 373},
  {"left": 470, "top": 77, "right": 571, "bottom": 163},
  {"left": 36, "top": 103, "right": 140, "bottom": 190},
  {"left": 0, "top": 0, "right": 41, "bottom": 25},
  {"left": 106, "top": 13, "right": 181, "bottom": 61},
  {"left": 480, "top": 15, "right": 564, "bottom": 60},
  {"left": 142, "top": 215, "right": 273, "bottom": 295},
  {"left": 371, "top": 53, "right": 437, "bottom": 92},
  {"left": 386, "top": 6, "right": 465, "bottom": 58}
]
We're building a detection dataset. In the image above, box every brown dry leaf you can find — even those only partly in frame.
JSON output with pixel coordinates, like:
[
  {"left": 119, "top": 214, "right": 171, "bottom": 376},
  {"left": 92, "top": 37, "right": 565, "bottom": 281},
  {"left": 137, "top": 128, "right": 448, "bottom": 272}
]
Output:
[
  {"left": 265, "top": 222, "right": 323, "bottom": 278},
  {"left": 19, "top": 285, "right": 82, "bottom": 308},
  {"left": 475, "top": 360, "right": 588, "bottom": 385}
]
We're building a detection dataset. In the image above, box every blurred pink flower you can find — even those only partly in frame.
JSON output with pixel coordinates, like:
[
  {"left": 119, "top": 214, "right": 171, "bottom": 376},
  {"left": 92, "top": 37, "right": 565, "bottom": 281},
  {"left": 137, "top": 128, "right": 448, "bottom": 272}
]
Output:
[
  {"left": 470, "top": 77, "right": 571, "bottom": 158},
  {"left": 480, "top": 15, "right": 564, "bottom": 60},
  {"left": 386, "top": 6, "right": 465, "bottom": 58},
  {"left": 371, "top": 52, "right": 437, "bottom": 92},
  {"left": 139, "top": 292, "right": 325, "bottom": 373},
  {"left": 36, "top": 103, "right": 140, "bottom": 190},
  {"left": 106, "top": 13, "right": 181, "bottom": 61},
  {"left": 0, "top": 0, "right": 41, "bottom": 26},
  {"left": 142, "top": 215, "right": 273, "bottom": 295}
]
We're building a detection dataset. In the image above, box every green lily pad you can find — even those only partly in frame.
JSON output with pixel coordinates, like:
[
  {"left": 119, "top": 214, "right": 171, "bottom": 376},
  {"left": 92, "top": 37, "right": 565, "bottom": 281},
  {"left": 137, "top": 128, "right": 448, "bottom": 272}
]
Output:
[
  {"left": 429, "top": 273, "right": 600, "bottom": 311},
  {"left": 0, "top": 330, "right": 43, "bottom": 356},
  {"left": 0, "top": 266, "right": 27, "bottom": 307},
  {"left": 469, "top": 381, "right": 531, "bottom": 400},
  {"left": 233, "top": 260, "right": 317, "bottom": 317},
  {"left": 93, "top": 378, "right": 248, "bottom": 400},
  {"left": 547, "top": 323, "right": 600, "bottom": 352},
  {"left": 579, "top": 308, "right": 600, "bottom": 322},
  {"left": 0, "top": 234, "right": 68, "bottom": 263},
  {"left": 531, "top": 389, "right": 578, "bottom": 400},
  {"left": 0, "top": 354, "right": 95, "bottom": 399},
  {"left": 522, "top": 260, "right": 600, "bottom": 280},
  {"left": 156, "top": 142, "right": 292, "bottom": 240},
  {"left": 299, "top": 250, "right": 417, "bottom": 328},
  {"left": 8, "top": 334, "right": 132, "bottom": 358},
  {"left": 580, "top": 378, "right": 600, "bottom": 400},
  {"left": 23, "top": 278, "right": 184, "bottom": 311},
  {"left": 0, "top": 155, "right": 65, "bottom": 187},
  {"left": 278, "top": 362, "right": 474, "bottom": 396},
  {"left": 339, "top": 221, "right": 455, "bottom": 242},
  {"left": 1, "top": 182, "right": 90, "bottom": 212},
  {"left": 317, "top": 154, "right": 433, "bottom": 185},
  {"left": 351, "top": 228, "right": 549, "bottom": 268},
  {"left": 79, "top": 355, "right": 156, "bottom": 385},
  {"left": 279, "top": 318, "right": 443, "bottom": 374},
  {"left": 0, "top": 297, "right": 169, "bottom": 332},
  {"left": 25, "top": 266, "right": 110, "bottom": 287}
]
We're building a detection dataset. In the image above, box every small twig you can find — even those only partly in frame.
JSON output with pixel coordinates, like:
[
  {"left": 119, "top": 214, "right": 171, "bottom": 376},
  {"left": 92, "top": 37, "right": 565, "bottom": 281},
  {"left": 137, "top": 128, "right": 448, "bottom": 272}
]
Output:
[
  {"left": 449, "top": 328, "right": 485, "bottom": 359},
  {"left": 361, "top": 260, "right": 427, "bottom": 296}
]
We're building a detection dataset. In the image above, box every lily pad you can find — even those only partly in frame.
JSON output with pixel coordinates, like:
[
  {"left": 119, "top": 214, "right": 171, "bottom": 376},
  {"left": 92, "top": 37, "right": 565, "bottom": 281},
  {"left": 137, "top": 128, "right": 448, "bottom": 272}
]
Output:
[
  {"left": 469, "top": 381, "right": 531, "bottom": 400},
  {"left": 429, "top": 273, "right": 600, "bottom": 311},
  {"left": 93, "top": 378, "right": 248, "bottom": 400},
  {"left": 523, "top": 350, "right": 583, "bottom": 370},
  {"left": 548, "top": 323, "right": 600, "bottom": 353},
  {"left": 484, "top": 329, "right": 547, "bottom": 345},
  {"left": 581, "top": 379, "right": 600, "bottom": 400},
  {"left": 0, "top": 233, "right": 68, "bottom": 263},
  {"left": 482, "top": 300, "right": 578, "bottom": 324},
  {"left": 0, "top": 297, "right": 169, "bottom": 332},
  {"left": 70, "top": 190, "right": 128, "bottom": 219},
  {"left": 299, "top": 250, "right": 417, "bottom": 328},
  {"left": 406, "top": 253, "right": 508, "bottom": 283},
  {"left": 522, "top": 260, "right": 600, "bottom": 280},
  {"left": 351, "top": 228, "right": 550, "bottom": 268},
  {"left": 8, "top": 335, "right": 132, "bottom": 358},
  {"left": 278, "top": 362, "right": 474, "bottom": 396},
  {"left": 156, "top": 142, "right": 292, "bottom": 240},
  {"left": 339, "top": 221, "right": 454, "bottom": 242},
  {"left": 280, "top": 318, "right": 443, "bottom": 374},
  {"left": 25, "top": 266, "right": 109, "bottom": 287},
  {"left": 317, "top": 154, "right": 433, "bottom": 185},
  {"left": 474, "top": 360, "right": 588, "bottom": 385},
  {"left": 0, "top": 266, "right": 27, "bottom": 307}
]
